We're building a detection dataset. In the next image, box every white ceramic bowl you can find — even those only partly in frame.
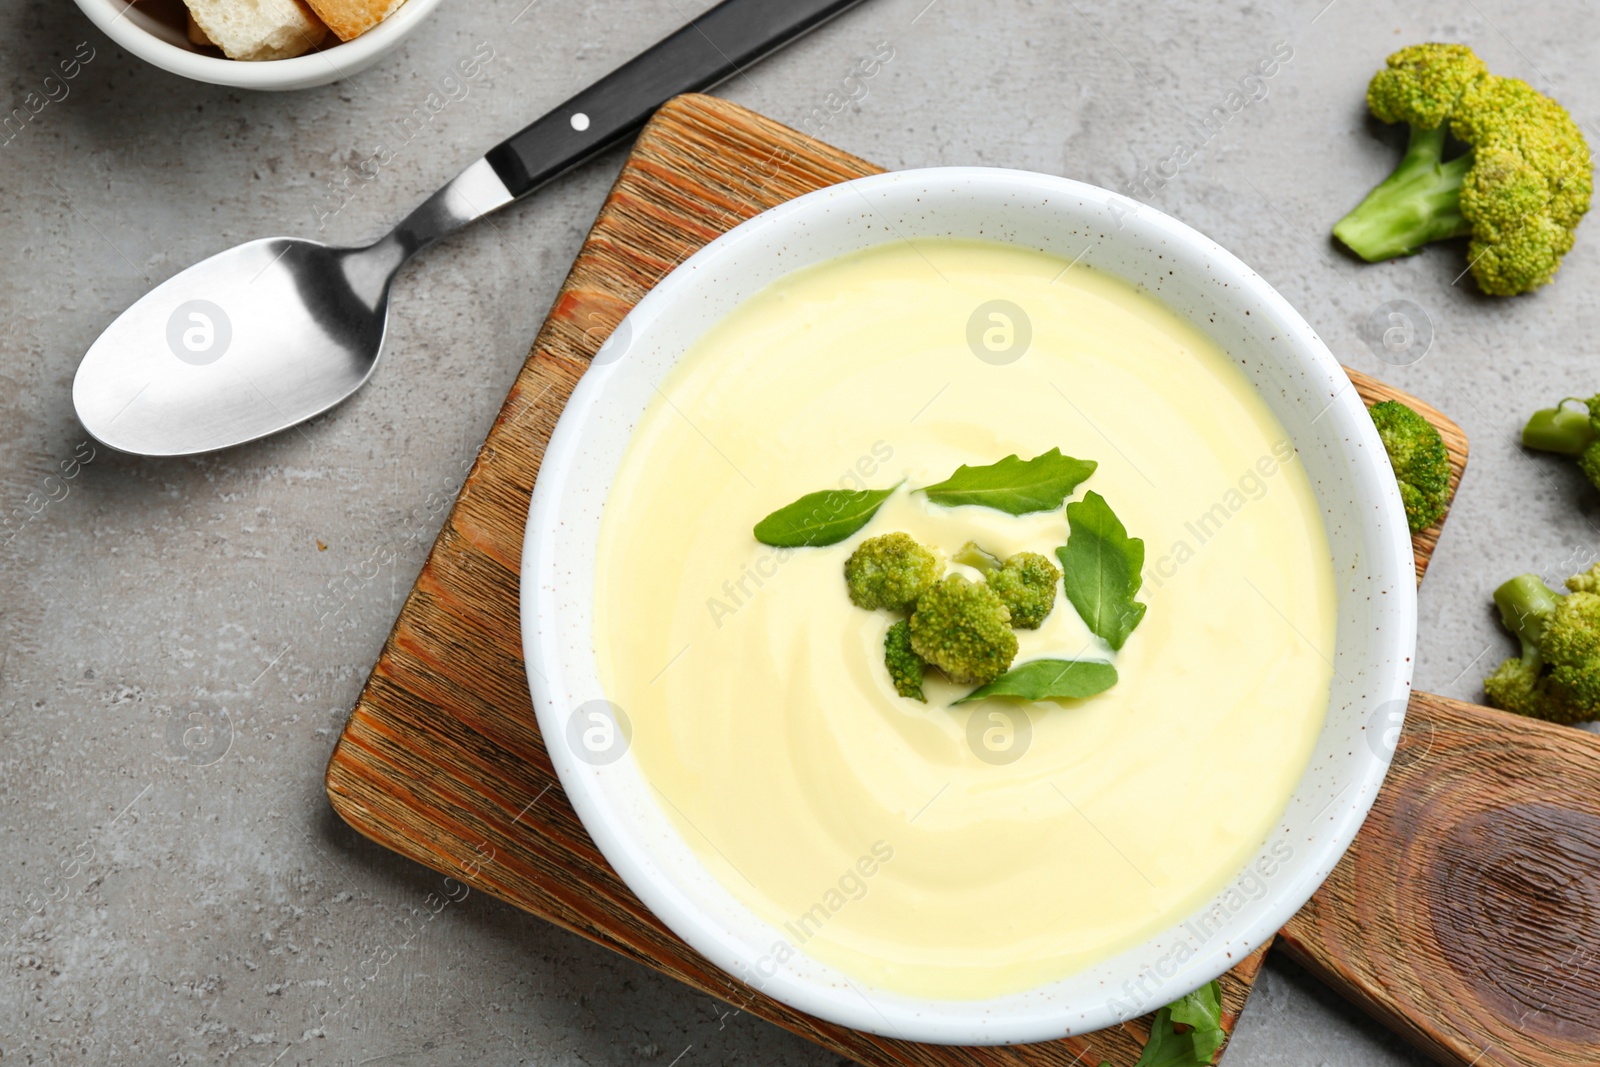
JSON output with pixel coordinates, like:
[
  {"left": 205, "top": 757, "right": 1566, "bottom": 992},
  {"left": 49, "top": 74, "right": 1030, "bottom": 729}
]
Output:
[
  {"left": 71, "top": 0, "right": 444, "bottom": 90},
  {"left": 521, "top": 167, "right": 1417, "bottom": 1044}
]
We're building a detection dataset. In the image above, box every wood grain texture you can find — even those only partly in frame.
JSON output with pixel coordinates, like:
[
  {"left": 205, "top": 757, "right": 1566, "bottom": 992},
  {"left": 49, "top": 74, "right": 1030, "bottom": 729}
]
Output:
[
  {"left": 1279, "top": 693, "right": 1600, "bottom": 1066},
  {"left": 325, "top": 93, "right": 1471, "bottom": 1065}
]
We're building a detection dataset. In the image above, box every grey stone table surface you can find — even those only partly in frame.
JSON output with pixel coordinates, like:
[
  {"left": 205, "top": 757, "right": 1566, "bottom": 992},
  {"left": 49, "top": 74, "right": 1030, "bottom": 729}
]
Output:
[{"left": 3, "top": 0, "right": 1597, "bottom": 1062}]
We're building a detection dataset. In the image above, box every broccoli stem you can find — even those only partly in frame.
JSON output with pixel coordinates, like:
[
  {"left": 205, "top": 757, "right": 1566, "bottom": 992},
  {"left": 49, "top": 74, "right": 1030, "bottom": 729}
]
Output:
[
  {"left": 1492, "top": 574, "right": 1562, "bottom": 664},
  {"left": 1333, "top": 125, "right": 1474, "bottom": 262},
  {"left": 1523, "top": 402, "right": 1596, "bottom": 455},
  {"left": 953, "top": 541, "right": 1003, "bottom": 577}
]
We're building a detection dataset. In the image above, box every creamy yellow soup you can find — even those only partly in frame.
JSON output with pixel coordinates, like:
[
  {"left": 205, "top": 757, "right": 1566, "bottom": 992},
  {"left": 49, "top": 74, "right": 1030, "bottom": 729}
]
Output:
[{"left": 592, "top": 239, "right": 1336, "bottom": 1001}]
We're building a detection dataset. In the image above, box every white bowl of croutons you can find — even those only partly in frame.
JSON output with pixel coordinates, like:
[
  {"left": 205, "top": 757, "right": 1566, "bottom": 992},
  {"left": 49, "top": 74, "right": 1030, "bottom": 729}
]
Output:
[{"left": 73, "top": 0, "right": 445, "bottom": 90}]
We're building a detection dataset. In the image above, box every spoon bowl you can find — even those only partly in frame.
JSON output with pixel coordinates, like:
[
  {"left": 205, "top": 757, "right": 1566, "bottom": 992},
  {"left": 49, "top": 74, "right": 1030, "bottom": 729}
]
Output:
[
  {"left": 72, "top": 156, "right": 516, "bottom": 456},
  {"left": 73, "top": 237, "right": 394, "bottom": 455}
]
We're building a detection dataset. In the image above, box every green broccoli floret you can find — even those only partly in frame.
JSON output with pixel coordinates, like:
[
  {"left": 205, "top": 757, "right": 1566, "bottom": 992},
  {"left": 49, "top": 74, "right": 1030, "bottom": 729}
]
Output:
[
  {"left": 1332, "top": 43, "right": 1592, "bottom": 295},
  {"left": 844, "top": 532, "right": 943, "bottom": 612},
  {"left": 1521, "top": 395, "right": 1600, "bottom": 492},
  {"left": 987, "top": 552, "right": 1061, "bottom": 629},
  {"left": 1483, "top": 567, "right": 1600, "bottom": 724},
  {"left": 1368, "top": 400, "right": 1450, "bottom": 532},
  {"left": 884, "top": 619, "right": 927, "bottom": 701},
  {"left": 908, "top": 575, "right": 1018, "bottom": 685}
]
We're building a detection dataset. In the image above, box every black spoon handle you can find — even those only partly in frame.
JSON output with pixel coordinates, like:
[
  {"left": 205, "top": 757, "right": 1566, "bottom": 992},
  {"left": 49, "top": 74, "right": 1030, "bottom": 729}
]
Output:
[{"left": 483, "top": 0, "right": 869, "bottom": 198}]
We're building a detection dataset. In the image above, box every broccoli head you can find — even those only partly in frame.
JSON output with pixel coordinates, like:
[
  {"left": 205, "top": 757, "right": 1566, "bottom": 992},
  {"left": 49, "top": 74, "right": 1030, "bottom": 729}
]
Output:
[
  {"left": 844, "top": 532, "right": 943, "bottom": 612},
  {"left": 1368, "top": 399, "right": 1450, "bottom": 532},
  {"left": 883, "top": 619, "right": 927, "bottom": 701},
  {"left": 987, "top": 551, "right": 1061, "bottom": 629},
  {"left": 1332, "top": 43, "right": 1592, "bottom": 295},
  {"left": 1483, "top": 566, "right": 1600, "bottom": 724},
  {"left": 908, "top": 575, "right": 1018, "bottom": 685},
  {"left": 1522, "top": 395, "right": 1600, "bottom": 492}
]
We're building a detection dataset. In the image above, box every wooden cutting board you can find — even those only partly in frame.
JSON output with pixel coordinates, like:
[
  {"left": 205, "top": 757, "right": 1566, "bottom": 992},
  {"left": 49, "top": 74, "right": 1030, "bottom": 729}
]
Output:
[
  {"left": 325, "top": 93, "right": 1589, "bottom": 1066},
  {"left": 1279, "top": 697, "right": 1600, "bottom": 1066}
]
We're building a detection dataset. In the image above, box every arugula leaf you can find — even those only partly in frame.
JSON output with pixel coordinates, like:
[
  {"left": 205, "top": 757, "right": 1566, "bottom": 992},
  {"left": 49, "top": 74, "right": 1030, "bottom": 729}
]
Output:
[
  {"left": 1058, "top": 491, "right": 1146, "bottom": 650},
  {"left": 920, "top": 449, "right": 1097, "bottom": 515},
  {"left": 952, "top": 659, "right": 1117, "bottom": 705},
  {"left": 1129, "top": 981, "right": 1227, "bottom": 1067},
  {"left": 753, "top": 485, "right": 899, "bottom": 547}
]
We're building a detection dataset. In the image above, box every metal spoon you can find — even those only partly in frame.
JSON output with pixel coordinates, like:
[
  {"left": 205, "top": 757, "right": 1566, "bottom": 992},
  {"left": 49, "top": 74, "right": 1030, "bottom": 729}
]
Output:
[{"left": 73, "top": 0, "right": 866, "bottom": 457}]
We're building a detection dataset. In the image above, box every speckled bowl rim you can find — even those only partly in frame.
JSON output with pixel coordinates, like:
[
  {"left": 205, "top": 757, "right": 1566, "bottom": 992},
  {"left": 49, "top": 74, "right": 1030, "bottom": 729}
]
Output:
[
  {"left": 520, "top": 167, "right": 1417, "bottom": 1044},
  {"left": 70, "top": 0, "right": 445, "bottom": 91}
]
